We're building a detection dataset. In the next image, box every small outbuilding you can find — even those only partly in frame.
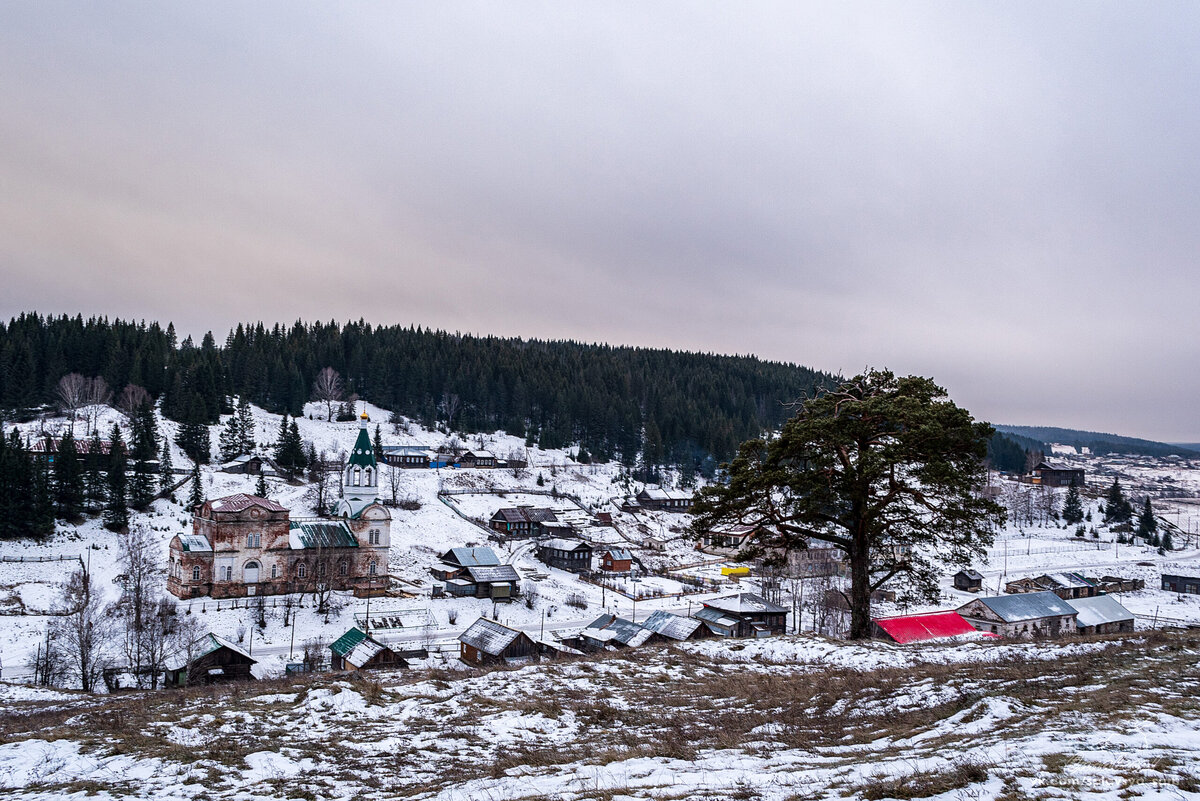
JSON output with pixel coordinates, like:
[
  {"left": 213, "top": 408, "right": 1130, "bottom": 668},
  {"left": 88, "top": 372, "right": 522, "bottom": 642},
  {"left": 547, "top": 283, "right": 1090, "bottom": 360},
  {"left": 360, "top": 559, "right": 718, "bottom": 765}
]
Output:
[
  {"left": 1162, "top": 574, "right": 1200, "bottom": 595},
  {"left": 164, "top": 633, "right": 256, "bottom": 687},
  {"left": 458, "top": 618, "right": 538, "bottom": 666},
  {"left": 953, "top": 570, "right": 984, "bottom": 592},
  {"left": 1066, "top": 595, "right": 1135, "bottom": 635},
  {"left": 598, "top": 548, "right": 633, "bottom": 574},
  {"left": 329, "top": 626, "right": 404, "bottom": 671},
  {"left": 639, "top": 610, "right": 711, "bottom": 642}
]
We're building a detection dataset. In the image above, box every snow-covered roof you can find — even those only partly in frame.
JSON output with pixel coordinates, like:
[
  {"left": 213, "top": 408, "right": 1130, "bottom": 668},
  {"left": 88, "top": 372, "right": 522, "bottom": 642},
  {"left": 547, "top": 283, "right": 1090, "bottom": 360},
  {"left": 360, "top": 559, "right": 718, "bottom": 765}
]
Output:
[
  {"left": 601, "top": 548, "right": 634, "bottom": 561},
  {"left": 638, "top": 488, "right": 693, "bottom": 501},
  {"left": 443, "top": 547, "right": 500, "bottom": 567},
  {"left": 382, "top": 445, "right": 436, "bottom": 457},
  {"left": 1067, "top": 595, "right": 1134, "bottom": 629},
  {"left": 1041, "top": 572, "right": 1095, "bottom": 590},
  {"left": 208, "top": 493, "right": 287, "bottom": 514},
  {"left": 1035, "top": 460, "right": 1082, "bottom": 472},
  {"left": 459, "top": 618, "right": 524, "bottom": 655},
  {"left": 464, "top": 564, "right": 520, "bottom": 584},
  {"left": 583, "top": 614, "right": 653, "bottom": 647},
  {"left": 491, "top": 507, "right": 559, "bottom": 524},
  {"left": 539, "top": 538, "right": 591, "bottom": 552},
  {"left": 176, "top": 534, "right": 212, "bottom": 553},
  {"left": 966, "top": 592, "right": 1077, "bottom": 623},
  {"left": 694, "top": 607, "right": 740, "bottom": 628},
  {"left": 462, "top": 449, "right": 495, "bottom": 459},
  {"left": 703, "top": 593, "right": 787, "bottom": 615},
  {"left": 956, "top": 570, "right": 984, "bottom": 581},
  {"left": 330, "top": 627, "right": 390, "bottom": 667},
  {"left": 640, "top": 610, "right": 703, "bottom": 641},
  {"left": 170, "top": 633, "right": 254, "bottom": 670},
  {"left": 289, "top": 520, "right": 358, "bottom": 549}
]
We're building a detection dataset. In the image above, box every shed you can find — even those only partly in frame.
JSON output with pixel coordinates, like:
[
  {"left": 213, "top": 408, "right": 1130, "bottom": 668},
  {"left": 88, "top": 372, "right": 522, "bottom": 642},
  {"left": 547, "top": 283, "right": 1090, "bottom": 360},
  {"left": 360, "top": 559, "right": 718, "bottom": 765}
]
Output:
[
  {"left": 329, "top": 626, "right": 403, "bottom": 671},
  {"left": 164, "top": 633, "right": 256, "bottom": 687},
  {"left": 953, "top": 570, "right": 984, "bottom": 592},
  {"left": 458, "top": 618, "right": 538, "bottom": 666},
  {"left": 1066, "top": 595, "right": 1135, "bottom": 635},
  {"left": 580, "top": 614, "right": 655, "bottom": 650},
  {"left": 698, "top": 593, "right": 787, "bottom": 638},
  {"left": 599, "top": 548, "right": 634, "bottom": 573},
  {"left": 872, "top": 611, "right": 982, "bottom": 644},
  {"left": 957, "top": 591, "right": 1078, "bottom": 638},
  {"left": 640, "top": 610, "right": 710, "bottom": 642}
]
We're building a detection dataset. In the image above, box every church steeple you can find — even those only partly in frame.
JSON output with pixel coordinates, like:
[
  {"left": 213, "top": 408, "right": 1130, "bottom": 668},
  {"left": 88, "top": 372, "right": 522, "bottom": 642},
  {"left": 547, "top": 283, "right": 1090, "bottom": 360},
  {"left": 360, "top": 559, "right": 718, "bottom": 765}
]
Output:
[{"left": 339, "top": 405, "right": 378, "bottom": 518}]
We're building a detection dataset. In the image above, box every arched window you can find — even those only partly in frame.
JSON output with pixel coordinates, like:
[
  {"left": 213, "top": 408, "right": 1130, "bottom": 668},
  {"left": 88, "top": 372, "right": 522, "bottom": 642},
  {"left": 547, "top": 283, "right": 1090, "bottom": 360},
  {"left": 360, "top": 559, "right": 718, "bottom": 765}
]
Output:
[
  {"left": 369, "top": 560, "right": 377, "bottom": 576},
  {"left": 192, "top": 566, "right": 201, "bottom": 582},
  {"left": 369, "top": 528, "right": 380, "bottom": 545},
  {"left": 318, "top": 562, "right": 326, "bottom": 576},
  {"left": 271, "top": 564, "right": 278, "bottom": 579},
  {"left": 353, "top": 467, "right": 362, "bottom": 486},
  {"left": 364, "top": 467, "right": 372, "bottom": 486},
  {"left": 338, "top": 561, "right": 348, "bottom": 576},
  {"left": 297, "top": 563, "right": 307, "bottom": 579}
]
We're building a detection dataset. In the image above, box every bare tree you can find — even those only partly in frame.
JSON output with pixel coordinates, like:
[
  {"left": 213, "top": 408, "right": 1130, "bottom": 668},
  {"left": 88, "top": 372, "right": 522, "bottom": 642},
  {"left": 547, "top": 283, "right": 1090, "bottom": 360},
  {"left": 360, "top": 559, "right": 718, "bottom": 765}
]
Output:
[
  {"left": 165, "top": 614, "right": 208, "bottom": 687},
  {"left": 27, "top": 625, "right": 68, "bottom": 687},
  {"left": 82, "top": 377, "right": 112, "bottom": 436},
  {"left": 387, "top": 461, "right": 402, "bottom": 505},
  {"left": 55, "top": 373, "right": 87, "bottom": 434},
  {"left": 280, "top": 591, "right": 298, "bottom": 627},
  {"left": 306, "top": 449, "right": 331, "bottom": 514},
  {"left": 312, "top": 367, "right": 344, "bottom": 422},
  {"left": 116, "top": 384, "right": 152, "bottom": 418},
  {"left": 112, "top": 523, "right": 173, "bottom": 688},
  {"left": 52, "top": 569, "right": 115, "bottom": 692},
  {"left": 438, "top": 392, "right": 462, "bottom": 432}
]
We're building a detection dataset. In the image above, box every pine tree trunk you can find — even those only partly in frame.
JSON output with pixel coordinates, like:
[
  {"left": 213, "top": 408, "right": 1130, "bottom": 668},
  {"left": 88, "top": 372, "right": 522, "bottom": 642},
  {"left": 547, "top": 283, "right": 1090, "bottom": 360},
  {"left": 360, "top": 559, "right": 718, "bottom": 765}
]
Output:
[{"left": 848, "top": 526, "right": 872, "bottom": 640}]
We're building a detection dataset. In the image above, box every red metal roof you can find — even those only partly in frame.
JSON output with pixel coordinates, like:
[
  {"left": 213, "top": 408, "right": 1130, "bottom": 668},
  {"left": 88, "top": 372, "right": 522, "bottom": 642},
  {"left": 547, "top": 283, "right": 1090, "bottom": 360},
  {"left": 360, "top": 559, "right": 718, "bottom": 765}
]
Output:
[{"left": 873, "top": 611, "right": 979, "bottom": 644}]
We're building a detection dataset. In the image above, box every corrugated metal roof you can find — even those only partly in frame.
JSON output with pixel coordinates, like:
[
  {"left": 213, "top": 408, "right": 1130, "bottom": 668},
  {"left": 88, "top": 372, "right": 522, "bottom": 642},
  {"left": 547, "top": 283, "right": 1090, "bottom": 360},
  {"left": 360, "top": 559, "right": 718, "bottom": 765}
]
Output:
[
  {"left": 459, "top": 618, "right": 523, "bottom": 655},
  {"left": 464, "top": 564, "right": 520, "bottom": 584},
  {"left": 289, "top": 521, "right": 358, "bottom": 549},
  {"left": 694, "top": 607, "right": 739, "bottom": 628},
  {"left": 539, "top": 538, "right": 591, "bottom": 552},
  {"left": 330, "top": 626, "right": 389, "bottom": 666},
  {"left": 602, "top": 548, "right": 634, "bottom": 561},
  {"left": 1042, "top": 572, "right": 1095, "bottom": 589},
  {"left": 640, "top": 610, "right": 703, "bottom": 640},
  {"left": 970, "top": 591, "right": 1076, "bottom": 622},
  {"left": 1067, "top": 595, "right": 1134, "bottom": 628},
  {"left": 583, "top": 614, "right": 653, "bottom": 646},
  {"left": 873, "top": 611, "right": 978, "bottom": 644},
  {"left": 703, "top": 593, "right": 787, "bottom": 615},
  {"left": 638, "top": 488, "right": 693, "bottom": 501},
  {"left": 178, "top": 534, "right": 212, "bottom": 553},
  {"left": 208, "top": 493, "right": 288, "bottom": 513},
  {"left": 444, "top": 547, "right": 500, "bottom": 567}
]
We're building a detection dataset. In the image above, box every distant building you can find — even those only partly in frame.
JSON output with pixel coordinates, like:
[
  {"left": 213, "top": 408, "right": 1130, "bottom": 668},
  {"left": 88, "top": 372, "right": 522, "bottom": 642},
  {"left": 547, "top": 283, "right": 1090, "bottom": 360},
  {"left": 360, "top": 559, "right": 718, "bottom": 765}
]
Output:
[
  {"left": 580, "top": 614, "right": 656, "bottom": 650},
  {"left": 1066, "top": 595, "right": 1135, "bottom": 635},
  {"left": 458, "top": 618, "right": 538, "bottom": 666},
  {"left": 1031, "top": 460, "right": 1085, "bottom": 488},
  {"left": 28, "top": 435, "right": 123, "bottom": 469},
  {"left": 639, "top": 610, "right": 711, "bottom": 643},
  {"left": 380, "top": 445, "right": 437, "bottom": 469},
  {"left": 489, "top": 506, "right": 559, "bottom": 537},
  {"left": 458, "top": 450, "right": 497, "bottom": 468},
  {"left": 164, "top": 633, "right": 256, "bottom": 687},
  {"left": 536, "top": 538, "right": 593, "bottom": 573},
  {"left": 700, "top": 524, "right": 758, "bottom": 551},
  {"left": 329, "top": 627, "right": 404, "bottom": 671},
  {"left": 956, "top": 591, "right": 1078, "bottom": 638},
  {"left": 1162, "top": 574, "right": 1200, "bottom": 595},
  {"left": 598, "top": 548, "right": 633, "bottom": 574},
  {"left": 953, "top": 570, "right": 984, "bottom": 592},
  {"left": 694, "top": 593, "right": 787, "bottom": 638},
  {"left": 872, "top": 611, "right": 983, "bottom": 644},
  {"left": 1005, "top": 573, "right": 1097, "bottom": 600},
  {"left": 444, "top": 564, "right": 520, "bottom": 600},
  {"left": 636, "top": 488, "right": 694, "bottom": 512}
]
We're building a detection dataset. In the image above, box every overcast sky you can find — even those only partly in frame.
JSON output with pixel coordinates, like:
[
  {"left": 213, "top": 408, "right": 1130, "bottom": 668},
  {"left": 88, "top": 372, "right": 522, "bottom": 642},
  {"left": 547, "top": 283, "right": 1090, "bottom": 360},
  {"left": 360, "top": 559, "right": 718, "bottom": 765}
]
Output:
[{"left": 2, "top": 4, "right": 1198, "bottom": 440}]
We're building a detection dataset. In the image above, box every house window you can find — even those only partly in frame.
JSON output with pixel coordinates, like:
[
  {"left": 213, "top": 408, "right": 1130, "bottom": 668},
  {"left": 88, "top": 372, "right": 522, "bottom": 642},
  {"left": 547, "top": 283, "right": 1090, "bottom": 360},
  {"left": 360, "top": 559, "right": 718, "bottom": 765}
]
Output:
[
  {"left": 369, "top": 529, "right": 380, "bottom": 545},
  {"left": 369, "top": 561, "right": 377, "bottom": 575},
  {"left": 297, "top": 563, "right": 307, "bottom": 579},
  {"left": 247, "top": 532, "right": 261, "bottom": 548},
  {"left": 339, "top": 561, "right": 348, "bottom": 576},
  {"left": 271, "top": 564, "right": 278, "bottom": 579},
  {"left": 192, "top": 566, "right": 201, "bottom": 582},
  {"left": 318, "top": 562, "right": 326, "bottom": 576},
  {"left": 222, "top": 566, "right": 233, "bottom": 581}
]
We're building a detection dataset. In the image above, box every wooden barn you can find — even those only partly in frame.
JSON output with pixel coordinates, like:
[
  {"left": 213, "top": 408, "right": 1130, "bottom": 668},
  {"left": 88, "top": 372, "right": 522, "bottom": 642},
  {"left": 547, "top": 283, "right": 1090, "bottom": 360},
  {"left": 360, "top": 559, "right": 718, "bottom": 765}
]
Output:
[
  {"left": 329, "top": 626, "right": 404, "bottom": 671},
  {"left": 598, "top": 548, "right": 633, "bottom": 573},
  {"left": 953, "top": 570, "right": 984, "bottom": 592},
  {"left": 164, "top": 633, "right": 256, "bottom": 687},
  {"left": 458, "top": 618, "right": 538, "bottom": 666},
  {"left": 1031, "top": 460, "right": 1085, "bottom": 488}
]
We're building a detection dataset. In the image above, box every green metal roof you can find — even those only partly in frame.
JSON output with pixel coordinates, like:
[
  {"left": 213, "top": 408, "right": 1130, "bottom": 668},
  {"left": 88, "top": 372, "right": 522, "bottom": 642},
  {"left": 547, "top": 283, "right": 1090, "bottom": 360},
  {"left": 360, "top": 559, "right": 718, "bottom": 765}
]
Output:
[
  {"left": 330, "top": 626, "right": 367, "bottom": 658},
  {"left": 347, "top": 427, "right": 376, "bottom": 468},
  {"left": 289, "top": 520, "right": 358, "bottom": 549}
]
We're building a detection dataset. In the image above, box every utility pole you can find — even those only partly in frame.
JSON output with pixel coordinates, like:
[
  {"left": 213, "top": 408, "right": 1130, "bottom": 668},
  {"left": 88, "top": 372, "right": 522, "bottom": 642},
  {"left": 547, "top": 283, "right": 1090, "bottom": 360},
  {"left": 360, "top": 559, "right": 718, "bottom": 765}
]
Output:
[{"left": 364, "top": 576, "right": 373, "bottom": 636}]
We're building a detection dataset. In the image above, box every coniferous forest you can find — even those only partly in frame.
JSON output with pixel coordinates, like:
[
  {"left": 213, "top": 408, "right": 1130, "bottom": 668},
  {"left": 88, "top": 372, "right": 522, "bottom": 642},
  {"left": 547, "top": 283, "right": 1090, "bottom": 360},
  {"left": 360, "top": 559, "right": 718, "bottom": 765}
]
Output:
[{"left": 0, "top": 313, "right": 835, "bottom": 471}]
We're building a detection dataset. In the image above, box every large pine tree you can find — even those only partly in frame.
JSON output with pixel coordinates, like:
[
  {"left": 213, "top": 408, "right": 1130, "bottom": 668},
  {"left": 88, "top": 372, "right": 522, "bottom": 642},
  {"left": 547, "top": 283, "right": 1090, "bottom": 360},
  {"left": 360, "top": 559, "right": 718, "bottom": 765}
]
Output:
[
  {"left": 54, "top": 429, "right": 85, "bottom": 521},
  {"left": 103, "top": 425, "right": 129, "bottom": 531},
  {"left": 1104, "top": 478, "right": 1133, "bottom": 524},
  {"left": 128, "top": 402, "right": 159, "bottom": 510},
  {"left": 1062, "top": 479, "right": 1084, "bottom": 524}
]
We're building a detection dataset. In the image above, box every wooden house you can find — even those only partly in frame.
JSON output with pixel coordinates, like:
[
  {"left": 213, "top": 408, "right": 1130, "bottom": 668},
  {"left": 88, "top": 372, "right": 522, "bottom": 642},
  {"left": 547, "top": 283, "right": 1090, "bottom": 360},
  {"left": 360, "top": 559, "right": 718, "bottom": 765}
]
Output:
[
  {"left": 489, "top": 506, "right": 559, "bottom": 537},
  {"left": 579, "top": 614, "right": 656, "bottom": 650},
  {"left": 598, "top": 548, "right": 633, "bottom": 573},
  {"left": 458, "top": 618, "right": 538, "bottom": 666},
  {"left": 329, "top": 627, "right": 404, "bottom": 671},
  {"left": 164, "top": 633, "right": 256, "bottom": 687},
  {"left": 953, "top": 570, "right": 984, "bottom": 592},
  {"left": 431, "top": 547, "right": 501, "bottom": 581},
  {"left": 639, "top": 610, "right": 711, "bottom": 642},
  {"left": 1091, "top": 575, "right": 1144, "bottom": 594},
  {"left": 218, "top": 455, "right": 279, "bottom": 476},
  {"left": 1162, "top": 574, "right": 1200, "bottom": 595},
  {"left": 444, "top": 564, "right": 520, "bottom": 600},
  {"left": 1006, "top": 573, "right": 1097, "bottom": 600},
  {"left": 536, "top": 538, "right": 593, "bottom": 573},
  {"left": 1031, "top": 460, "right": 1085, "bottom": 488},
  {"left": 956, "top": 591, "right": 1078, "bottom": 638},
  {"left": 28, "top": 435, "right": 124, "bottom": 470},
  {"left": 700, "top": 524, "right": 758, "bottom": 551},
  {"left": 695, "top": 593, "right": 787, "bottom": 638},
  {"left": 380, "top": 445, "right": 436, "bottom": 469},
  {"left": 1066, "top": 595, "right": 1135, "bottom": 635},
  {"left": 458, "top": 450, "right": 497, "bottom": 468},
  {"left": 636, "top": 488, "right": 694, "bottom": 511}
]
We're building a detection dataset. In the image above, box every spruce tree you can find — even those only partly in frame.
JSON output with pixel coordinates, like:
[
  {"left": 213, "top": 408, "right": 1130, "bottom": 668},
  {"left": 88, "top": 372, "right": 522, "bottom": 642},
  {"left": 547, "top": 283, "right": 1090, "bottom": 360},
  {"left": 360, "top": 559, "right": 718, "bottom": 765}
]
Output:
[
  {"left": 104, "top": 425, "right": 129, "bottom": 531},
  {"left": 273, "top": 413, "right": 290, "bottom": 466},
  {"left": 54, "top": 429, "right": 84, "bottom": 521},
  {"left": 218, "top": 414, "right": 242, "bottom": 461},
  {"left": 188, "top": 464, "right": 204, "bottom": 510},
  {"left": 255, "top": 472, "right": 268, "bottom": 499},
  {"left": 159, "top": 440, "right": 174, "bottom": 491},
  {"left": 1104, "top": 479, "right": 1132, "bottom": 524},
  {"left": 1136, "top": 497, "right": 1157, "bottom": 541},
  {"left": 129, "top": 403, "right": 158, "bottom": 510},
  {"left": 84, "top": 431, "right": 107, "bottom": 513},
  {"left": 1062, "top": 479, "right": 1084, "bottom": 524},
  {"left": 1162, "top": 528, "right": 1174, "bottom": 551},
  {"left": 373, "top": 424, "right": 384, "bottom": 462},
  {"left": 30, "top": 457, "right": 55, "bottom": 538},
  {"left": 236, "top": 397, "right": 255, "bottom": 453}
]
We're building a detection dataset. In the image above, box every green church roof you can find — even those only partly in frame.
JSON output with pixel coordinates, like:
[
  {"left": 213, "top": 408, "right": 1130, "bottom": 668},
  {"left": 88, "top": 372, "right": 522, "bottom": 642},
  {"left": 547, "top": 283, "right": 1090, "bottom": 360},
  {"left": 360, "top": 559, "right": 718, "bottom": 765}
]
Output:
[{"left": 347, "top": 426, "right": 376, "bottom": 468}]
